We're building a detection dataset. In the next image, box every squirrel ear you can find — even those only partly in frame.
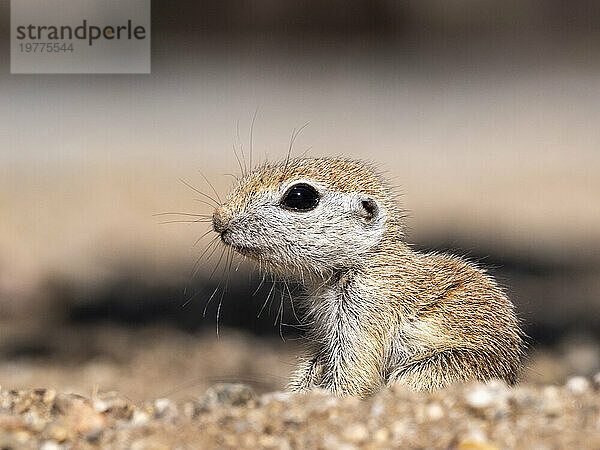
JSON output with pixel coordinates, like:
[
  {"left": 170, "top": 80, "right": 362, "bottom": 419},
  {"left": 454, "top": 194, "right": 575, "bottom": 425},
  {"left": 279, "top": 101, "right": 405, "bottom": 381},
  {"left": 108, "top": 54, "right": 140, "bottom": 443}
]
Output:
[{"left": 359, "top": 197, "right": 379, "bottom": 223}]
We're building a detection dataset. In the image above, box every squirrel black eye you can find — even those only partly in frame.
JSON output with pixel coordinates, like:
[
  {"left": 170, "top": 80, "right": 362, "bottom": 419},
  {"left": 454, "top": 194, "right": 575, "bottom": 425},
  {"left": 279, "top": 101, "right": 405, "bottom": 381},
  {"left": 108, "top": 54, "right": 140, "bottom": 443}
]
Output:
[{"left": 281, "top": 184, "right": 319, "bottom": 211}]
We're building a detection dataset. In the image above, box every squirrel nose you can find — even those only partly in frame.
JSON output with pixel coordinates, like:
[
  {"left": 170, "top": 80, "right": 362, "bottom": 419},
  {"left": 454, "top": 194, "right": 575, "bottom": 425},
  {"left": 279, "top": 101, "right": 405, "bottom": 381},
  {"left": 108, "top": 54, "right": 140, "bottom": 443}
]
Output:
[{"left": 212, "top": 207, "right": 229, "bottom": 234}]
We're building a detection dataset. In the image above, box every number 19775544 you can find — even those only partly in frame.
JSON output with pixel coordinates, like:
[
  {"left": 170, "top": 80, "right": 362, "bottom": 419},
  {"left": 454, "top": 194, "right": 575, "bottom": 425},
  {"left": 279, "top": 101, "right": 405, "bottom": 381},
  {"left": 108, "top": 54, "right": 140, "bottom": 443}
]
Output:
[{"left": 19, "top": 42, "right": 74, "bottom": 53}]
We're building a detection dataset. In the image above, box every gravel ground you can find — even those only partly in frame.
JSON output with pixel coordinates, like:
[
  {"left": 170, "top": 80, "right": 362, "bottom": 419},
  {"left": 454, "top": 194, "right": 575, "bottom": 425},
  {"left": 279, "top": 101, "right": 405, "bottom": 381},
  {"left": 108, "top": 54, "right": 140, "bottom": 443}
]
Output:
[
  {"left": 1, "top": 326, "right": 599, "bottom": 449},
  {"left": 0, "top": 378, "right": 599, "bottom": 449}
]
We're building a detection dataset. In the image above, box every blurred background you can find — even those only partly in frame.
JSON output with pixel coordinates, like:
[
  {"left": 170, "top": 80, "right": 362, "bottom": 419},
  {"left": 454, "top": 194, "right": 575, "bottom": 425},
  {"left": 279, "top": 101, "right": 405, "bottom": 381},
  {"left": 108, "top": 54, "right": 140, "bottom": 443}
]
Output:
[{"left": 0, "top": 0, "right": 599, "bottom": 401}]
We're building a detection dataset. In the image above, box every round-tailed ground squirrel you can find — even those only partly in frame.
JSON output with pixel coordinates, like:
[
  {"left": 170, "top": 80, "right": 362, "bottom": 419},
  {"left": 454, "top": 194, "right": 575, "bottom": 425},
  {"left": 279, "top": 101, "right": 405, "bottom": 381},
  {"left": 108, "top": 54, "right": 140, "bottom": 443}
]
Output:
[{"left": 211, "top": 157, "right": 523, "bottom": 397}]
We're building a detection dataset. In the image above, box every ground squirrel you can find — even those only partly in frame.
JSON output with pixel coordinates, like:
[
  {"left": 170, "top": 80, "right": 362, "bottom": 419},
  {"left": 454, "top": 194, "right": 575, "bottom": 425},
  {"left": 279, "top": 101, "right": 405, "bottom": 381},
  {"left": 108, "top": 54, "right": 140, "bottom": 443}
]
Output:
[{"left": 211, "top": 157, "right": 524, "bottom": 397}]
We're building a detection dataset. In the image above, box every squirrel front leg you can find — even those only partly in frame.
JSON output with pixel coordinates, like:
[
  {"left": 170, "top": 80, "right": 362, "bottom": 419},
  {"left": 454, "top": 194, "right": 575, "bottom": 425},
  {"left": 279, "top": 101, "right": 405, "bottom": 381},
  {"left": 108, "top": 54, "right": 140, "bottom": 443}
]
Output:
[
  {"left": 316, "top": 323, "right": 388, "bottom": 398},
  {"left": 289, "top": 355, "right": 324, "bottom": 392},
  {"left": 319, "top": 350, "right": 383, "bottom": 397}
]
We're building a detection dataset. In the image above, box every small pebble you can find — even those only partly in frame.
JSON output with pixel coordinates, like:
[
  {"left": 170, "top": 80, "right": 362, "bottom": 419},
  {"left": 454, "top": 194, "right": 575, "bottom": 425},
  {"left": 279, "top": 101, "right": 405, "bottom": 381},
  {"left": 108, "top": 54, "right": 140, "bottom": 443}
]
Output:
[
  {"left": 201, "top": 383, "right": 256, "bottom": 408},
  {"left": 457, "top": 440, "right": 499, "bottom": 450},
  {"left": 48, "top": 425, "right": 69, "bottom": 442},
  {"left": 43, "top": 390, "right": 57, "bottom": 405},
  {"left": 566, "top": 376, "right": 590, "bottom": 395},
  {"left": 373, "top": 428, "right": 389, "bottom": 443},
  {"left": 154, "top": 398, "right": 174, "bottom": 418},
  {"left": 370, "top": 400, "right": 385, "bottom": 417},
  {"left": 14, "top": 430, "right": 32, "bottom": 443},
  {"left": 541, "top": 386, "right": 562, "bottom": 415},
  {"left": 466, "top": 385, "right": 495, "bottom": 409},
  {"left": 131, "top": 409, "right": 150, "bottom": 426},
  {"left": 40, "top": 441, "right": 61, "bottom": 450},
  {"left": 342, "top": 423, "right": 369, "bottom": 443},
  {"left": 93, "top": 399, "right": 109, "bottom": 413},
  {"left": 426, "top": 402, "right": 445, "bottom": 421}
]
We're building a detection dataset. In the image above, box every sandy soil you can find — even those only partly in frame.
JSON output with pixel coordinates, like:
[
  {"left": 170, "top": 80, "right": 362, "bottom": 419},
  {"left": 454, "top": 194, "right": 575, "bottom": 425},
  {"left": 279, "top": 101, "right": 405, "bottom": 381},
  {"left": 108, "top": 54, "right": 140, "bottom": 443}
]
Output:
[
  {"left": 0, "top": 326, "right": 599, "bottom": 448},
  {"left": 1, "top": 378, "right": 598, "bottom": 449}
]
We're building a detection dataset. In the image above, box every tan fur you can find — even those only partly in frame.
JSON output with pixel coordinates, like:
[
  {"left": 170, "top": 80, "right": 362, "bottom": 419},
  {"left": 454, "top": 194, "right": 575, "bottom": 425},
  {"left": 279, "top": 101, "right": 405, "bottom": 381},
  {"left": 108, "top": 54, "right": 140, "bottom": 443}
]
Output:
[{"left": 211, "top": 157, "right": 524, "bottom": 397}]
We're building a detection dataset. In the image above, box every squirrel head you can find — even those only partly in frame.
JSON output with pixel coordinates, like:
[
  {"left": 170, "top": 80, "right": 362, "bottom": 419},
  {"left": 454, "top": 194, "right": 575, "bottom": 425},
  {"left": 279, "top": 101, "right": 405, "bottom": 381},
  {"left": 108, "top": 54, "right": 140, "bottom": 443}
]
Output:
[{"left": 212, "top": 157, "right": 401, "bottom": 278}]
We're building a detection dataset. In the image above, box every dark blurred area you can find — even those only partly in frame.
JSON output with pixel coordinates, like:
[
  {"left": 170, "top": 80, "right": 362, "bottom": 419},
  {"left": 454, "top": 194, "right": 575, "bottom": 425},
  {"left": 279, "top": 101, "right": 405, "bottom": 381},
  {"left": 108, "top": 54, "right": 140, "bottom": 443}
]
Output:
[
  {"left": 153, "top": 0, "right": 600, "bottom": 36},
  {"left": 1, "top": 0, "right": 599, "bottom": 397}
]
